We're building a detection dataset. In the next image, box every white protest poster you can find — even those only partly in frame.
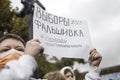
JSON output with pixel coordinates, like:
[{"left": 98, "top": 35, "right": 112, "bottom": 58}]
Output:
[{"left": 33, "top": 3, "right": 92, "bottom": 59}]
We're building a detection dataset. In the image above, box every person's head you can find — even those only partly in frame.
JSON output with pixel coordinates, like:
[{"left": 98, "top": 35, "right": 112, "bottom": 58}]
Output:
[
  {"left": 60, "top": 66, "right": 75, "bottom": 80},
  {"left": 43, "top": 71, "right": 66, "bottom": 80},
  {"left": 0, "top": 34, "right": 25, "bottom": 69}
]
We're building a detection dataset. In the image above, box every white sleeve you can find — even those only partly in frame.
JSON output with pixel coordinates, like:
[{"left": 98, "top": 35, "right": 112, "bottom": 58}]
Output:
[
  {"left": 85, "top": 66, "right": 101, "bottom": 80},
  {"left": 0, "top": 55, "right": 37, "bottom": 80}
]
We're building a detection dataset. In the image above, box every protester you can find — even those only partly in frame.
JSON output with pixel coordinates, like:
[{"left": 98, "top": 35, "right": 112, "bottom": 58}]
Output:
[
  {"left": 0, "top": 34, "right": 44, "bottom": 80},
  {"left": 60, "top": 66, "right": 75, "bottom": 80},
  {"left": 60, "top": 48, "right": 102, "bottom": 80},
  {"left": 43, "top": 71, "right": 66, "bottom": 80}
]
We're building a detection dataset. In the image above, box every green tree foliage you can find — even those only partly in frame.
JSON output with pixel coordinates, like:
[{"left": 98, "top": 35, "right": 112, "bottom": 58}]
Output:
[
  {"left": 11, "top": 14, "right": 29, "bottom": 41},
  {"left": 74, "top": 70, "right": 86, "bottom": 80},
  {"left": 0, "top": 0, "right": 13, "bottom": 36},
  {"left": 0, "top": 0, "right": 29, "bottom": 41}
]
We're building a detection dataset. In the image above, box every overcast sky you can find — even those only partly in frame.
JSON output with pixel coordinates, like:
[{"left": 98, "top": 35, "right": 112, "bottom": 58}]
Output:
[{"left": 11, "top": 0, "right": 120, "bottom": 72}]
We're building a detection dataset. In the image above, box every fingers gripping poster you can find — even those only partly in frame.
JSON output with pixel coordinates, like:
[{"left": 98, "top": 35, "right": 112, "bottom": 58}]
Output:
[{"left": 33, "top": 3, "right": 92, "bottom": 59}]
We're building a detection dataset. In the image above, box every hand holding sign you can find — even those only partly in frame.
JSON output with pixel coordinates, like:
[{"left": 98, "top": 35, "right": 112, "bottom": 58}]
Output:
[{"left": 89, "top": 48, "right": 102, "bottom": 67}]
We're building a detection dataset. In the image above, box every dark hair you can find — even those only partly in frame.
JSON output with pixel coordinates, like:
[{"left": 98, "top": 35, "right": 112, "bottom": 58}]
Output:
[
  {"left": 0, "top": 34, "right": 25, "bottom": 46},
  {"left": 64, "top": 69, "right": 73, "bottom": 75}
]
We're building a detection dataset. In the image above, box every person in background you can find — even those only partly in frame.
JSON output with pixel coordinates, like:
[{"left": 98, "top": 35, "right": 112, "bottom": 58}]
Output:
[
  {"left": 43, "top": 71, "right": 66, "bottom": 80},
  {"left": 60, "top": 48, "right": 102, "bottom": 80},
  {"left": 60, "top": 66, "right": 75, "bottom": 80},
  {"left": 0, "top": 34, "right": 44, "bottom": 80}
]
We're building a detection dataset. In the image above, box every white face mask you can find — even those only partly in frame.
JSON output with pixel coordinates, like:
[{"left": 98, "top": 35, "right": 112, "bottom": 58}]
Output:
[{"left": 0, "top": 49, "right": 24, "bottom": 58}]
